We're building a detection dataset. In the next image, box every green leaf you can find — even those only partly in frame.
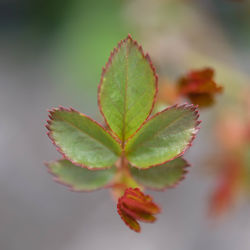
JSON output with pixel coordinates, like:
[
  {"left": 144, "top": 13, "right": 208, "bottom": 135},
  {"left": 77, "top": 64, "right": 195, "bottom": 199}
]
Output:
[
  {"left": 46, "top": 159, "right": 116, "bottom": 191},
  {"left": 98, "top": 34, "right": 157, "bottom": 143},
  {"left": 47, "top": 107, "right": 121, "bottom": 169},
  {"left": 130, "top": 158, "right": 189, "bottom": 190},
  {"left": 125, "top": 104, "right": 200, "bottom": 168}
]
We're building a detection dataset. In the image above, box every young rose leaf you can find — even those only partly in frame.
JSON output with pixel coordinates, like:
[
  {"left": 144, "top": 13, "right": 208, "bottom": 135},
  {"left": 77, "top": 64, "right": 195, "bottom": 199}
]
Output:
[
  {"left": 46, "top": 159, "right": 116, "bottom": 191},
  {"left": 118, "top": 207, "right": 141, "bottom": 233},
  {"left": 46, "top": 107, "right": 121, "bottom": 169},
  {"left": 125, "top": 104, "right": 200, "bottom": 168},
  {"left": 98, "top": 34, "right": 157, "bottom": 143},
  {"left": 117, "top": 188, "right": 161, "bottom": 232},
  {"left": 178, "top": 68, "right": 223, "bottom": 108},
  {"left": 130, "top": 157, "right": 189, "bottom": 190}
]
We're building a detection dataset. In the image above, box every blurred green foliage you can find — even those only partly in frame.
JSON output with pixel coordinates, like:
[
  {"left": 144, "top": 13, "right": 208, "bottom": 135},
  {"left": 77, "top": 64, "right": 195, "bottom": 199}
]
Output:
[{"left": 53, "top": 0, "right": 133, "bottom": 95}]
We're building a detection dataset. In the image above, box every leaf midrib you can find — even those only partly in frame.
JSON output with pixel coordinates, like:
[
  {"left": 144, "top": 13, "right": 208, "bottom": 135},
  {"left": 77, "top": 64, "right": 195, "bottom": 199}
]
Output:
[
  {"left": 121, "top": 44, "right": 129, "bottom": 145},
  {"left": 55, "top": 113, "right": 120, "bottom": 155},
  {"left": 126, "top": 110, "right": 194, "bottom": 154}
]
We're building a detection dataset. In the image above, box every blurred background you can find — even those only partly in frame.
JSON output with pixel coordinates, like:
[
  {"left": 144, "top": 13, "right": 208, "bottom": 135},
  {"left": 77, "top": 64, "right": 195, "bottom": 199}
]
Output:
[{"left": 0, "top": 0, "right": 250, "bottom": 249}]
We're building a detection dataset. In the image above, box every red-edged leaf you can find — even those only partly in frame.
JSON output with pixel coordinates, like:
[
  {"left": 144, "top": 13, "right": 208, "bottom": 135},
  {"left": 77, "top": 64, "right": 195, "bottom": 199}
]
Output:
[
  {"left": 117, "top": 188, "right": 161, "bottom": 232},
  {"left": 120, "top": 204, "right": 156, "bottom": 223},
  {"left": 130, "top": 157, "right": 189, "bottom": 190},
  {"left": 46, "top": 159, "right": 116, "bottom": 192},
  {"left": 46, "top": 107, "right": 121, "bottom": 169},
  {"left": 125, "top": 104, "right": 200, "bottom": 169},
  {"left": 117, "top": 206, "right": 141, "bottom": 232},
  {"left": 98, "top": 34, "right": 158, "bottom": 143}
]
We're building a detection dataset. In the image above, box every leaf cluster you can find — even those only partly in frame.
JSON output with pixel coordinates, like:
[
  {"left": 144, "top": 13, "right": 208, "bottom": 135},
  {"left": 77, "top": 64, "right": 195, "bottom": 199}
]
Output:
[{"left": 46, "top": 35, "right": 200, "bottom": 191}]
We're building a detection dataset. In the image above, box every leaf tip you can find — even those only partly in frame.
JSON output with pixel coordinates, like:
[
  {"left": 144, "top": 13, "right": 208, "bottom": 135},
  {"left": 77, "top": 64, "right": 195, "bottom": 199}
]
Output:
[
  {"left": 98, "top": 34, "right": 159, "bottom": 141},
  {"left": 126, "top": 33, "right": 133, "bottom": 40}
]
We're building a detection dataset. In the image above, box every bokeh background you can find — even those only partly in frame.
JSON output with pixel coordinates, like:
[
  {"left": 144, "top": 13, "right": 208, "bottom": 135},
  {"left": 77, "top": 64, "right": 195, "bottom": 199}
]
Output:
[{"left": 1, "top": 0, "right": 250, "bottom": 249}]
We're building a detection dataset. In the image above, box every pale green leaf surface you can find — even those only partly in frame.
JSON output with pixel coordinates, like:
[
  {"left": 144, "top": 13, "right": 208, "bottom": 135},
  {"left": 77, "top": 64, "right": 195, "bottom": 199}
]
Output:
[
  {"left": 130, "top": 158, "right": 188, "bottom": 190},
  {"left": 125, "top": 105, "right": 199, "bottom": 168},
  {"left": 99, "top": 35, "right": 157, "bottom": 142},
  {"left": 47, "top": 159, "right": 116, "bottom": 191},
  {"left": 48, "top": 108, "right": 121, "bottom": 169}
]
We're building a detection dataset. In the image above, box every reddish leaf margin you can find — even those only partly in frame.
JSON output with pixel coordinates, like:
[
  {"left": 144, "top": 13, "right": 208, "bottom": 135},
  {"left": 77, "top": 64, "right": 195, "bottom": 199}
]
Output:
[
  {"left": 45, "top": 159, "right": 115, "bottom": 192},
  {"left": 132, "top": 158, "right": 191, "bottom": 191},
  {"left": 45, "top": 106, "right": 122, "bottom": 170},
  {"left": 97, "top": 34, "right": 159, "bottom": 141},
  {"left": 125, "top": 103, "right": 201, "bottom": 169},
  {"left": 117, "top": 188, "right": 161, "bottom": 232}
]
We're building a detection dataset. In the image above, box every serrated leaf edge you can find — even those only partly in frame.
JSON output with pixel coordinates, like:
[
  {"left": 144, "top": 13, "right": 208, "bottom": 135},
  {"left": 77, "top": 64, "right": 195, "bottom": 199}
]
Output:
[
  {"left": 45, "top": 106, "right": 122, "bottom": 170},
  {"left": 98, "top": 34, "right": 158, "bottom": 142},
  {"left": 126, "top": 103, "right": 201, "bottom": 169},
  {"left": 117, "top": 203, "right": 141, "bottom": 232},
  {"left": 117, "top": 187, "right": 161, "bottom": 232},
  {"left": 131, "top": 157, "right": 190, "bottom": 191},
  {"left": 45, "top": 159, "right": 116, "bottom": 192}
]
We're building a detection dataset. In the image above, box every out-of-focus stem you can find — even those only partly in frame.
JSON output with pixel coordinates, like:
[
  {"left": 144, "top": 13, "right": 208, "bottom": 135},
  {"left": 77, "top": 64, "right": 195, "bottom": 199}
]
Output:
[{"left": 120, "top": 152, "right": 129, "bottom": 175}]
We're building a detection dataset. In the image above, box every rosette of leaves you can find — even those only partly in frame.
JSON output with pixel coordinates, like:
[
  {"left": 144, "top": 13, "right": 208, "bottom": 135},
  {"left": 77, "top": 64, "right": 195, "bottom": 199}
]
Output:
[{"left": 46, "top": 35, "right": 201, "bottom": 232}]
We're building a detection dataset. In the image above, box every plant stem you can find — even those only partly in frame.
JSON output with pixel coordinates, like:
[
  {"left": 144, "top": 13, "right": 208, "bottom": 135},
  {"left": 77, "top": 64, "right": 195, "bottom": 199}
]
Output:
[{"left": 120, "top": 152, "right": 129, "bottom": 175}]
